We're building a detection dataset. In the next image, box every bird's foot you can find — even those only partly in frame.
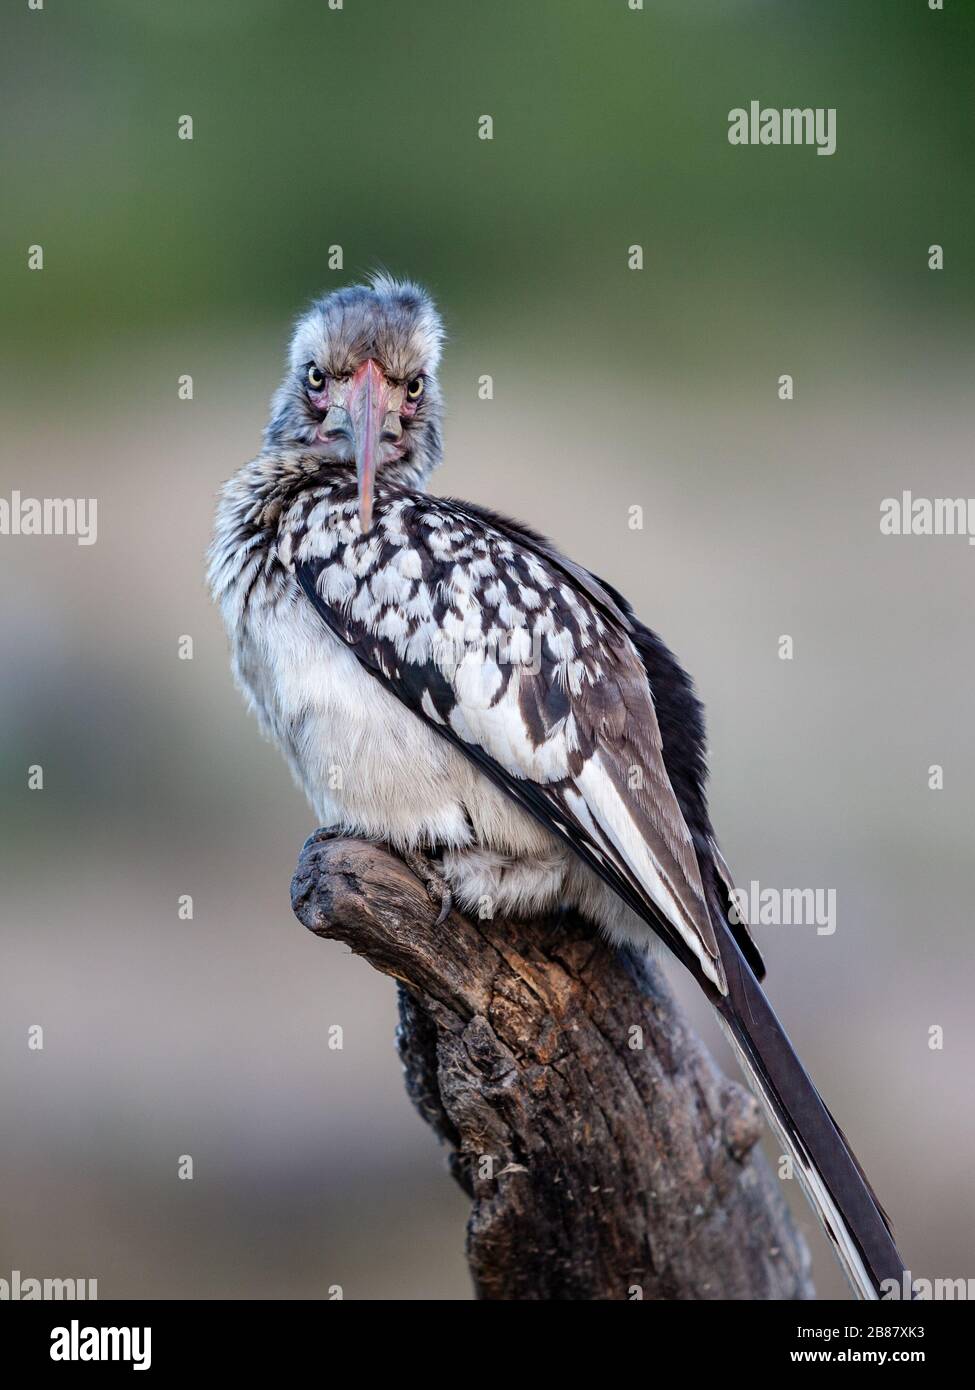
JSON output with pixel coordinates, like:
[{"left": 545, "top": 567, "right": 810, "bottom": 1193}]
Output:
[
  {"left": 399, "top": 848, "right": 453, "bottom": 926},
  {"left": 301, "top": 825, "right": 350, "bottom": 854}
]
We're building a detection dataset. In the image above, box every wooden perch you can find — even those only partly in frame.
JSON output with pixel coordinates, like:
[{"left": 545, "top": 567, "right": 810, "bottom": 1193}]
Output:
[{"left": 291, "top": 836, "right": 814, "bottom": 1301}]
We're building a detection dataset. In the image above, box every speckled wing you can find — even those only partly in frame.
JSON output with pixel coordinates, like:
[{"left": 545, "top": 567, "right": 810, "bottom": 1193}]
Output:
[{"left": 285, "top": 484, "right": 726, "bottom": 992}]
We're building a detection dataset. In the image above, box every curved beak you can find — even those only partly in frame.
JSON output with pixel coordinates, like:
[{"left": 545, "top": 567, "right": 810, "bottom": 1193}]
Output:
[{"left": 346, "top": 358, "right": 391, "bottom": 534}]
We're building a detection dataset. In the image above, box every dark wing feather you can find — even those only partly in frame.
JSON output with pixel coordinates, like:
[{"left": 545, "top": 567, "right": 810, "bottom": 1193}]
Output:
[{"left": 439, "top": 499, "right": 765, "bottom": 979}]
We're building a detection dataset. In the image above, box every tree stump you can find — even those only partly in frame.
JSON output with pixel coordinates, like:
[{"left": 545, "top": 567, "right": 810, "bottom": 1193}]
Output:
[{"left": 291, "top": 836, "right": 814, "bottom": 1301}]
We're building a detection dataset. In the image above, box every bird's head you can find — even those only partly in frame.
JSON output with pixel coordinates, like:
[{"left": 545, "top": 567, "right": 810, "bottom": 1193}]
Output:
[{"left": 264, "top": 272, "right": 445, "bottom": 531}]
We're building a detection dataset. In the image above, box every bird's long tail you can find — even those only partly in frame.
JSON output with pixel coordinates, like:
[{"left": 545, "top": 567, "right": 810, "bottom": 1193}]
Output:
[{"left": 713, "top": 926, "right": 907, "bottom": 1300}]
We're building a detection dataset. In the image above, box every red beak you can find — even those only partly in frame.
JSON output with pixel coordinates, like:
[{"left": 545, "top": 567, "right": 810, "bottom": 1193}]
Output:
[{"left": 346, "top": 358, "right": 389, "bottom": 534}]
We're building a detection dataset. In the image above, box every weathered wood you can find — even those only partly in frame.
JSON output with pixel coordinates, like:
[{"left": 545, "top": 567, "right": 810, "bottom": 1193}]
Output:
[{"left": 291, "top": 836, "right": 814, "bottom": 1301}]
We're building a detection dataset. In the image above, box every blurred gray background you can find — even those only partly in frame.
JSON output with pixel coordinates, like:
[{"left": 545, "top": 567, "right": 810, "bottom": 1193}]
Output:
[{"left": 1, "top": 0, "right": 973, "bottom": 1298}]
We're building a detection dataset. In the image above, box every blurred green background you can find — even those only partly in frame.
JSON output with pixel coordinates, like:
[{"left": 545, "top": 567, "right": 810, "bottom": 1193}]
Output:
[{"left": 2, "top": 0, "right": 973, "bottom": 1299}]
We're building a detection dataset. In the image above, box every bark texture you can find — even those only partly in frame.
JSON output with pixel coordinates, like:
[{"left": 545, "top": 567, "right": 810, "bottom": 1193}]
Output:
[{"left": 291, "top": 836, "right": 814, "bottom": 1301}]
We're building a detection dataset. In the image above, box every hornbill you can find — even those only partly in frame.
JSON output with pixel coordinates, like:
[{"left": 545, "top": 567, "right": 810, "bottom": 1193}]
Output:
[{"left": 209, "top": 273, "right": 906, "bottom": 1299}]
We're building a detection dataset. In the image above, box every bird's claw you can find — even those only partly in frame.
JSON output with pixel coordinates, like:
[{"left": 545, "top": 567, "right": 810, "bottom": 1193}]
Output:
[
  {"left": 400, "top": 848, "right": 453, "bottom": 925},
  {"left": 433, "top": 889, "right": 453, "bottom": 927},
  {"left": 301, "top": 825, "right": 347, "bottom": 854}
]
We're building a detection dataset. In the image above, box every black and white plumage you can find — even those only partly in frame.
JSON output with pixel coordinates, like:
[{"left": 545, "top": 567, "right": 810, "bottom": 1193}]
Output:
[{"left": 209, "top": 274, "right": 907, "bottom": 1299}]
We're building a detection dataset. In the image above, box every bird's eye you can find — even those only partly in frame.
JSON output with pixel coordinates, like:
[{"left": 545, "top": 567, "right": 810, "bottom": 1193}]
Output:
[
  {"left": 306, "top": 364, "right": 325, "bottom": 390},
  {"left": 406, "top": 377, "right": 424, "bottom": 401}
]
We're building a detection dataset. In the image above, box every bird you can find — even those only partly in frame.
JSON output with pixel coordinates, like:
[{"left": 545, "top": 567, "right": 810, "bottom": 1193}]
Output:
[{"left": 209, "top": 272, "right": 907, "bottom": 1300}]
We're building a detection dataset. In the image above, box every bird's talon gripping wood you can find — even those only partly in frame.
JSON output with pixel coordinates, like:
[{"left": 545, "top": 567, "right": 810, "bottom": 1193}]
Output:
[
  {"left": 210, "top": 273, "right": 908, "bottom": 1300},
  {"left": 399, "top": 848, "right": 454, "bottom": 925},
  {"left": 301, "top": 825, "right": 349, "bottom": 853}
]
